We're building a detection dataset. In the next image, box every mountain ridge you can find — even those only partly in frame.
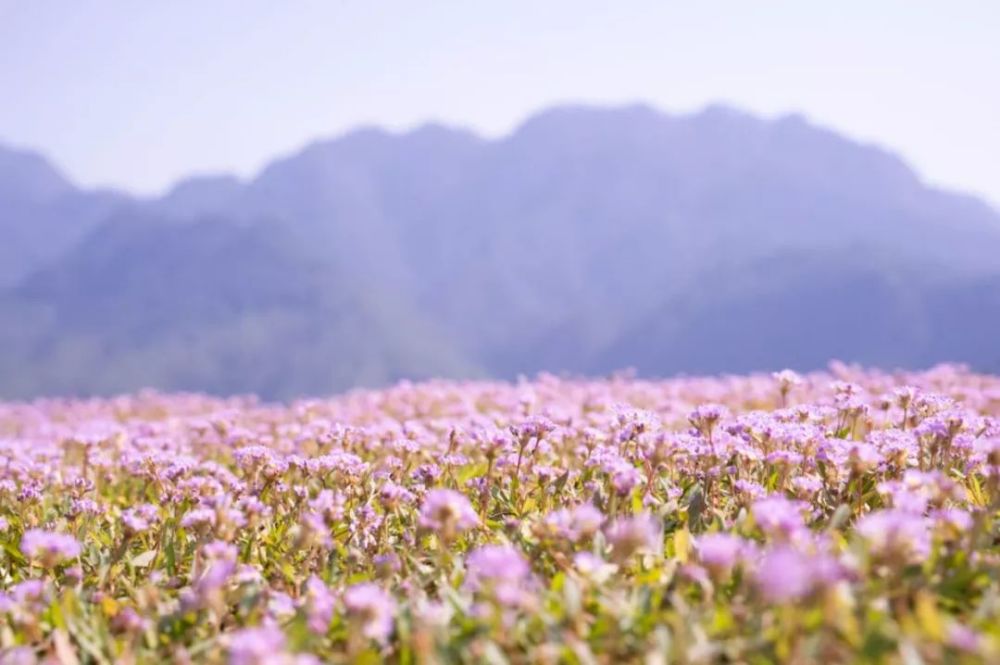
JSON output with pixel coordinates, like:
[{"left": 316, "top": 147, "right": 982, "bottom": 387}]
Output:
[{"left": 0, "top": 103, "right": 998, "bottom": 399}]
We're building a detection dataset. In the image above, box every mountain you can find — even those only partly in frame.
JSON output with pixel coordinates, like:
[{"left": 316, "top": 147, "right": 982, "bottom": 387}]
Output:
[
  {"left": 153, "top": 174, "right": 244, "bottom": 220},
  {"left": 592, "top": 249, "right": 993, "bottom": 376},
  {"left": 0, "top": 145, "right": 73, "bottom": 202},
  {"left": 0, "top": 145, "right": 127, "bottom": 289},
  {"left": 0, "top": 104, "right": 998, "bottom": 398},
  {"left": 0, "top": 213, "right": 478, "bottom": 397}
]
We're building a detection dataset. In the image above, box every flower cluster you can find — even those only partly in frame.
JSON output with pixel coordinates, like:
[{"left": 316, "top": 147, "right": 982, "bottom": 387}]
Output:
[{"left": 0, "top": 363, "right": 998, "bottom": 662}]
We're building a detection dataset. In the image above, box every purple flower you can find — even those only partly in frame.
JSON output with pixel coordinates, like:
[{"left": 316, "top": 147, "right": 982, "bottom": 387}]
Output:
[
  {"left": 0, "top": 647, "right": 37, "bottom": 665},
  {"left": 510, "top": 416, "right": 556, "bottom": 441},
  {"left": 308, "top": 489, "right": 345, "bottom": 524},
  {"left": 933, "top": 507, "right": 973, "bottom": 537},
  {"left": 790, "top": 475, "right": 824, "bottom": 498},
  {"left": 202, "top": 540, "right": 238, "bottom": 561},
  {"left": 856, "top": 510, "right": 931, "bottom": 563},
  {"left": 190, "top": 541, "right": 238, "bottom": 607},
  {"left": 418, "top": 489, "right": 479, "bottom": 540},
  {"left": 343, "top": 583, "right": 396, "bottom": 643},
  {"left": 122, "top": 504, "right": 159, "bottom": 534},
  {"left": 227, "top": 625, "right": 287, "bottom": 665},
  {"left": 751, "top": 495, "right": 808, "bottom": 539},
  {"left": 689, "top": 404, "right": 728, "bottom": 438},
  {"left": 68, "top": 498, "right": 101, "bottom": 518},
  {"left": 464, "top": 544, "right": 535, "bottom": 606},
  {"left": 180, "top": 506, "right": 217, "bottom": 530},
  {"left": 893, "top": 386, "right": 918, "bottom": 409},
  {"left": 304, "top": 576, "right": 335, "bottom": 635},
  {"left": 378, "top": 480, "right": 415, "bottom": 509},
  {"left": 846, "top": 442, "right": 881, "bottom": 474},
  {"left": 411, "top": 463, "right": 442, "bottom": 485},
  {"left": 0, "top": 579, "right": 48, "bottom": 615},
  {"left": 572, "top": 552, "right": 617, "bottom": 584},
  {"left": 753, "top": 546, "right": 840, "bottom": 602},
  {"left": 20, "top": 529, "right": 81, "bottom": 566},
  {"left": 773, "top": 370, "right": 803, "bottom": 393},
  {"left": 693, "top": 533, "right": 750, "bottom": 577},
  {"left": 541, "top": 503, "right": 604, "bottom": 543},
  {"left": 111, "top": 606, "right": 149, "bottom": 634},
  {"left": 465, "top": 545, "right": 530, "bottom": 585},
  {"left": 610, "top": 464, "right": 642, "bottom": 496},
  {"left": 233, "top": 446, "right": 288, "bottom": 478},
  {"left": 947, "top": 623, "right": 982, "bottom": 653},
  {"left": 267, "top": 591, "right": 297, "bottom": 622},
  {"left": 605, "top": 513, "right": 662, "bottom": 562},
  {"left": 733, "top": 479, "right": 767, "bottom": 502}
]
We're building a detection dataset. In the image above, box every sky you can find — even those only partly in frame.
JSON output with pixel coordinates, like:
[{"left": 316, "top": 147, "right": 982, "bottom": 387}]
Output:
[{"left": 1, "top": 1, "right": 998, "bottom": 206}]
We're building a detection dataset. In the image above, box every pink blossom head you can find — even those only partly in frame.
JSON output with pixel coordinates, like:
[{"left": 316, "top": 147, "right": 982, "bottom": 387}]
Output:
[
  {"left": 751, "top": 495, "right": 808, "bottom": 540},
  {"left": 605, "top": 513, "right": 662, "bottom": 562},
  {"left": 753, "top": 546, "right": 841, "bottom": 602},
  {"left": 856, "top": 509, "right": 931, "bottom": 564},
  {"left": 693, "top": 533, "right": 751, "bottom": 578},
  {"left": 227, "top": 625, "right": 287, "bottom": 665},
  {"left": 464, "top": 544, "right": 535, "bottom": 606},
  {"left": 343, "top": 582, "right": 396, "bottom": 643},
  {"left": 20, "top": 529, "right": 80, "bottom": 567},
  {"left": 418, "top": 488, "right": 479, "bottom": 541}
]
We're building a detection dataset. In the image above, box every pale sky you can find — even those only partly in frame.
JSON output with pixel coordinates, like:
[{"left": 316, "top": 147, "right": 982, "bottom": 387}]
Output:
[{"left": 2, "top": 1, "right": 998, "bottom": 206}]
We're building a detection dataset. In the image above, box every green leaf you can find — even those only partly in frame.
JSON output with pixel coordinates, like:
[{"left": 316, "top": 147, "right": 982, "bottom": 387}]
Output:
[{"left": 686, "top": 485, "right": 706, "bottom": 529}]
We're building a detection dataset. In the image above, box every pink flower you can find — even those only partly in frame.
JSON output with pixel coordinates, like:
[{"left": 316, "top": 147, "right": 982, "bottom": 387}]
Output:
[
  {"left": 947, "top": 623, "right": 982, "bottom": 653},
  {"left": 227, "top": 625, "right": 287, "bottom": 665},
  {"left": 464, "top": 544, "right": 535, "bottom": 606},
  {"left": 343, "top": 583, "right": 396, "bottom": 643},
  {"left": 856, "top": 509, "right": 931, "bottom": 563},
  {"left": 753, "top": 546, "right": 842, "bottom": 602},
  {"left": 693, "top": 533, "right": 750, "bottom": 577},
  {"left": 20, "top": 529, "right": 80, "bottom": 566},
  {"left": 542, "top": 503, "right": 604, "bottom": 542},
  {"left": 304, "top": 576, "right": 335, "bottom": 635},
  {"left": 572, "top": 552, "right": 617, "bottom": 583},
  {"left": 689, "top": 404, "right": 728, "bottom": 437},
  {"left": 751, "top": 495, "right": 808, "bottom": 539},
  {"left": 605, "top": 513, "right": 662, "bottom": 561},
  {"left": 418, "top": 489, "right": 479, "bottom": 539}
]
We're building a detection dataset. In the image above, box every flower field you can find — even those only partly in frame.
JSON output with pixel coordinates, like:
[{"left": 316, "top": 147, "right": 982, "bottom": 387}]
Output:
[{"left": 1, "top": 364, "right": 1000, "bottom": 664}]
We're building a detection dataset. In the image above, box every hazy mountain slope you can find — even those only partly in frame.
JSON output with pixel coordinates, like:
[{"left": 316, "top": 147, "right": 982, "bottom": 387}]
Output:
[
  {"left": 153, "top": 175, "right": 244, "bottom": 220},
  {"left": 394, "top": 105, "right": 1000, "bottom": 369},
  {"left": 0, "top": 145, "right": 73, "bottom": 202},
  {"left": 591, "top": 250, "right": 929, "bottom": 376},
  {"left": 0, "top": 104, "right": 998, "bottom": 398},
  {"left": 0, "top": 146, "right": 128, "bottom": 288},
  {"left": 920, "top": 274, "right": 1000, "bottom": 372},
  {"left": 0, "top": 215, "right": 479, "bottom": 398}
]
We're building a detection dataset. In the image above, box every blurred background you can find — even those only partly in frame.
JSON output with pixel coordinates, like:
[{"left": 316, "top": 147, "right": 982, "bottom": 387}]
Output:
[{"left": 1, "top": 1, "right": 998, "bottom": 399}]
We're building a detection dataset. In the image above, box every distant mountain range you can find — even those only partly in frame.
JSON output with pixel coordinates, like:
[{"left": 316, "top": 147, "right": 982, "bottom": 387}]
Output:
[{"left": 1, "top": 104, "right": 999, "bottom": 399}]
